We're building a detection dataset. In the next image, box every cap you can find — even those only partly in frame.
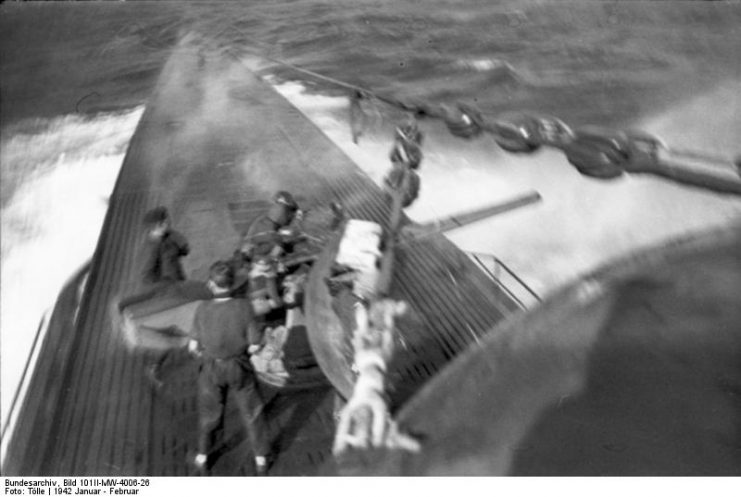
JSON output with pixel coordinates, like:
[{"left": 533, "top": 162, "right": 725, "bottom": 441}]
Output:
[
  {"left": 209, "top": 260, "right": 235, "bottom": 290},
  {"left": 143, "top": 206, "right": 169, "bottom": 226},
  {"left": 273, "top": 191, "right": 298, "bottom": 210}
]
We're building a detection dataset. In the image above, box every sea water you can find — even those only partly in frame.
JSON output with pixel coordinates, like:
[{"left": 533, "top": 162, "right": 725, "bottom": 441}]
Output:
[
  {"left": 1, "top": 0, "right": 740, "bottom": 438},
  {"left": 0, "top": 109, "right": 143, "bottom": 437}
]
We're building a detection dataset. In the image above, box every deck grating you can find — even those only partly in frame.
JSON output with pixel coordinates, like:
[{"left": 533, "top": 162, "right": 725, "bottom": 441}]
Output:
[{"left": 4, "top": 38, "right": 518, "bottom": 476}]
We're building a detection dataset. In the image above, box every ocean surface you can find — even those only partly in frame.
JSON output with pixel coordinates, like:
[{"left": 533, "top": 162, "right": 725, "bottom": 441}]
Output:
[{"left": 2, "top": 0, "right": 741, "bottom": 435}]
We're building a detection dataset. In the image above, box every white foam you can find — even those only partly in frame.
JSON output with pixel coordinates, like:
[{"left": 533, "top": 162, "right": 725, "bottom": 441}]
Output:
[
  {"left": 444, "top": 82, "right": 741, "bottom": 294},
  {"left": 271, "top": 79, "right": 741, "bottom": 298},
  {"left": 455, "top": 58, "right": 511, "bottom": 72},
  {"left": 0, "top": 107, "right": 144, "bottom": 434}
]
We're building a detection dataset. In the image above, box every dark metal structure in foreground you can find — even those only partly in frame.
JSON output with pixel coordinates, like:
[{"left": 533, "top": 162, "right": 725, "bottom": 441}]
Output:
[{"left": 336, "top": 225, "right": 741, "bottom": 475}]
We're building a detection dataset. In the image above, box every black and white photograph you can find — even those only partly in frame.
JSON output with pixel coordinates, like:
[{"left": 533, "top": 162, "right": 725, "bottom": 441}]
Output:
[{"left": 1, "top": 0, "right": 740, "bottom": 486}]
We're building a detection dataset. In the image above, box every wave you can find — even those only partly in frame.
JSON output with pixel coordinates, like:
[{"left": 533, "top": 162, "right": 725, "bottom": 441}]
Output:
[
  {"left": 270, "top": 78, "right": 741, "bottom": 298},
  {"left": 0, "top": 107, "right": 144, "bottom": 430}
]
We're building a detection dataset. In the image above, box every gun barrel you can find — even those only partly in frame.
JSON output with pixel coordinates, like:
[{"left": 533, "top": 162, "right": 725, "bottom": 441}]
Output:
[{"left": 407, "top": 191, "right": 542, "bottom": 241}]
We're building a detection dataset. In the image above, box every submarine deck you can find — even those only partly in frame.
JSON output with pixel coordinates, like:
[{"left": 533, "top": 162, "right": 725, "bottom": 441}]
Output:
[{"left": 4, "top": 35, "right": 520, "bottom": 476}]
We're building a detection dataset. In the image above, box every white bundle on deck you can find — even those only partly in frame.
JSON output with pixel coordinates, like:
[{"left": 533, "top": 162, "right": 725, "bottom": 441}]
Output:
[{"left": 335, "top": 220, "right": 383, "bottom": 299}]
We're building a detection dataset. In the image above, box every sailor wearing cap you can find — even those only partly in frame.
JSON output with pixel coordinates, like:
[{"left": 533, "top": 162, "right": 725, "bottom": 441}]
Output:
[
  {"left": 118, "top": 206, "right": 194, "bottom": 389},
  {"left": 241, "top": 191, "right": 303, "bottom": 262},
  {"left": 190, "top": 261, "right": 271, "bottom": 476},
  {"left": 140, "top": 206, "right": 191, "bottom": 285}
]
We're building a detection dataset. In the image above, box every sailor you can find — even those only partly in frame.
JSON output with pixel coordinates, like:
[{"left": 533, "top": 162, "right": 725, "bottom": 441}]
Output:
[
  {"left": 118, "top": 206, "right": 193, "bottom": 388},
  {"left": 140, "top": 206, "right": 190, "bottom": 285},
  {"left": 383, "top": 122, "right": 423, "bottom": 208},
  {"left": 231, "top": 191, "right": 303, "bottom": 308},
  {"left": 248, "top": 254, "right": 283, "bottom": 316},
  {"left": 190, "top": 261, "right": 271, "bottom": 476},
  {"left": 240, "top": 190, "right": 303, "bottom": 263}
]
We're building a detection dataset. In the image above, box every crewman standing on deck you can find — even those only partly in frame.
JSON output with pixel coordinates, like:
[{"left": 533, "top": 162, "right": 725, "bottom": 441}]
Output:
[
  {"left": 230, "top": 191, "right": 303, "bottom": 301},
  {"left": 240, "top": 190, "right": 303, "bottom": 261},
  {"left": 190, "top": 261, "right": 271, "bottom": 476},
  {"left": 118, "top": 206, "right": 193, "bottom": 388},
  {"left": 141, "top": 206, "right": 190, "bottom": 284}
]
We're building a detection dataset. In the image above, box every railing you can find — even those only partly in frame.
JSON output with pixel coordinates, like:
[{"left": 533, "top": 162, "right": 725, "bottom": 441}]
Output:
[{"left": 468, "top": 252, "right": 541, "bottom": 310}]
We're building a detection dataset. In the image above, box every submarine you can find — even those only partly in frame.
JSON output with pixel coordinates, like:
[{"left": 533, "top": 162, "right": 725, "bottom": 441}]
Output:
[{"left": 3, "top": 32, "right": 740, "bottom": 477}]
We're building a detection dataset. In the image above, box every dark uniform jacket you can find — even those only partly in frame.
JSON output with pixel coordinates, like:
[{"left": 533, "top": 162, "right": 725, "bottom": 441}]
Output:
[
  {"left": 243, "top": 214, "right": 303, "bottom": 259},
  {"left": 244, "top": 215, "right": 282, "bottom": 258},
  {"left": 142, "top": 229, "right": 190, "bottom": 285},
  {"left": 192, "top": 298, "right": 261, "bottom": 359}
]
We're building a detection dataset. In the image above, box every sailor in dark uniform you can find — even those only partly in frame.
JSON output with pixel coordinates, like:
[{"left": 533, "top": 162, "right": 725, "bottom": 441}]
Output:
[
  {"left": 118, "top": 206, "right": 191, "bottom": 308},
  {"left": 231, "top": 191, "right": 303, "bottom": 299},
  {"left": 118, "top": 206, "right": 196, "bottom": 388},
  {"left": 190, "top": 261, "right": 270, "bottom": 476},
  {"left": 241, "top": 190, "right": 303, "bottom": 261},
  {"left": 140, "top": 206, "right": 190, "bottom": 285}
]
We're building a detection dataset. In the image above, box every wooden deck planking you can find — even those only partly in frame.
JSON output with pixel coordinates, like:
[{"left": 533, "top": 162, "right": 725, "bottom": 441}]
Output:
[
  {"left": 110, "top": 195, "right": 157, "bottom": 475},
  {"left": 82, "top": 193, "right": 148, "bottom": 474},
  {"left": 5, "top": 35, "right": 520, "bottom": 476},
  {"left": 92, "top": 193, "right": 148, "bottom": 473},
  {"left": 394, "top": 255, "right": 475, "bottom": 353},
  {"left": 69, "top": 197, "right": 130, "bottom": 473},
  {"left": 52, "top": 193, "right": 136, "bottom": 474},
  {"left": 399, "top": 256, "right": 478, "bottom": 351},
  {"left": 405, "top": 255, "right": 495, "bottom": 349}
]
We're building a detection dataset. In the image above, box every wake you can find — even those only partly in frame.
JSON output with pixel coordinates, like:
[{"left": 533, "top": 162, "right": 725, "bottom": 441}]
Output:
[{"left": 0, "top": 107, "right": 144, "bottom": 431}]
